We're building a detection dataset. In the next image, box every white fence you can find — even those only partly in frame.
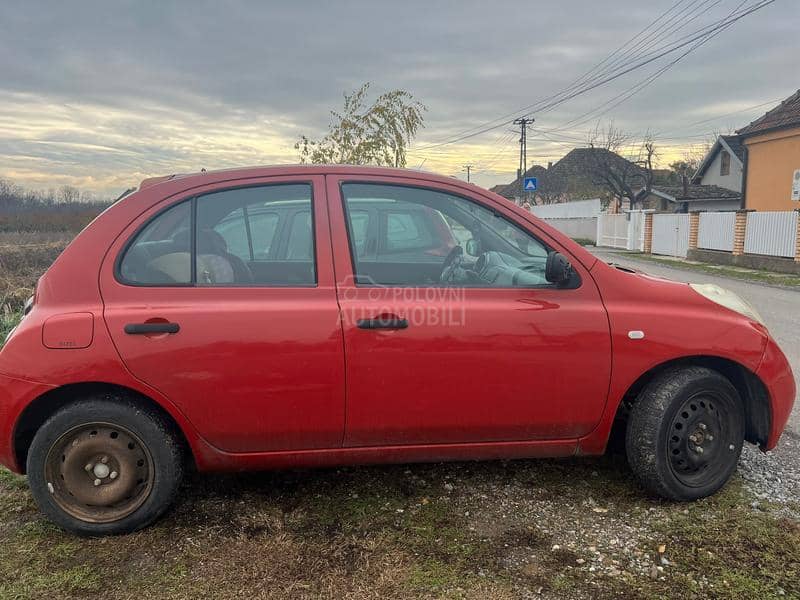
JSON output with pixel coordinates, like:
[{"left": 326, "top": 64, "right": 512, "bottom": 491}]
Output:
[
  {"left": 597, "top": 214, "right": 629, "bottom": 249},
  {"left": 596, "top": 211, "right": 645, "bottom": 250},
  {"left": 629, "top": 211, "right": 645, "bottom": 251},
  {"left": 698, "top": 212, "right": 736, "bottom": 252},
  {"left": 532, "top": 198, "right": 601, "bottom": 219},
  {"left": 744, "top": 211, "right": 798, "bottom": 258},
  {"left": 652, "top": 213, "right": 689, "bottom": 257},
  {"left": 541, "top": 217, "right": 597, "bottom": 243}
]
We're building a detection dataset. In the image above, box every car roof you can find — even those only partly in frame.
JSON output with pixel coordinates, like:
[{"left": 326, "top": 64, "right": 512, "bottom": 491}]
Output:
[{"left": 137, "top": 165, "right": 472, "bottom": 194}]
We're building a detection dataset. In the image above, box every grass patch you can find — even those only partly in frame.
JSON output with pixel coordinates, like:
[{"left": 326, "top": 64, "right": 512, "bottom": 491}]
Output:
[
  {"left": 653, "top": 481, "right": 800, "bottom": 598},
  {"left": 614, "top": 252, "right": 800, "bottom": 287},
  {"left": 0, "top": 309, "right": 21, "bottom": 344}
]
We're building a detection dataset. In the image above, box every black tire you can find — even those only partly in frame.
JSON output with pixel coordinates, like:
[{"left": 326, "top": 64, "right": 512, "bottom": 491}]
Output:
[
  {"left": 626, "top": 366, "right": 744, "bottom": 501},
  {"left": 27, "top": 395, "right": 184, "bottom": 536}
]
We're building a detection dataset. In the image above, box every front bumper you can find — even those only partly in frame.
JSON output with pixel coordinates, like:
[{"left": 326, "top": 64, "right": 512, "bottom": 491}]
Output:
[
  {"left": 756, "top": 335, "right": 796, "bottom": 450},
  {"left": 0, "top": 371, "right": 55, "bottom": 473}
]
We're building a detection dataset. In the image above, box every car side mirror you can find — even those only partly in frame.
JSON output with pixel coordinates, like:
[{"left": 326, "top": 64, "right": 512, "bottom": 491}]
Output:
[
  {"left": 545, "top": 251, "right": 572, "bottom": 285},
  {"left": 465, "top": 239, "right": 479, "bottom": 257}
]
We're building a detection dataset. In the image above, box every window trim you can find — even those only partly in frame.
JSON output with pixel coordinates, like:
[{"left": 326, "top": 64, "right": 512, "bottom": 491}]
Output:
[
  {"left": 114, "top": 181, "right": 319, "bottom": 288},
  {"left": 339, "top": 180, "right": 581, "bottom": 290}
]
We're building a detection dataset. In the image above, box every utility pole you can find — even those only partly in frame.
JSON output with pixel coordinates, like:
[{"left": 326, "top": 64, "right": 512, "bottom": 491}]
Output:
[
  {"left": 462, "top": 164, "right": 474, "bottom": 183},
  {"left": 513, "top": 117, "right": 535, "bottom": 200}
]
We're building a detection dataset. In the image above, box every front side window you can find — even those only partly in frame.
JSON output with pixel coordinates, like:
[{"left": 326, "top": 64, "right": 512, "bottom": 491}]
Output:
[
  {"left": 341, "top": 183, "right": 553, "bottom": 287},
  {"left": 118, "top": 183, "right": 315, "bottom": 286}
]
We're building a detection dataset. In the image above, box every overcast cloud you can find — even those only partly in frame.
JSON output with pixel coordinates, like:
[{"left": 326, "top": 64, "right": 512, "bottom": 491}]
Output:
[{"left": 0, "top": 0, "right": 797, "bottom": 195}]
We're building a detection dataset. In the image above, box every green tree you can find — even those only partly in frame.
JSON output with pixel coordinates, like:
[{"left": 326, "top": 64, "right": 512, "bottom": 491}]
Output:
[{"left": 296, "top": 83, "right": 426, "bottom": 167}]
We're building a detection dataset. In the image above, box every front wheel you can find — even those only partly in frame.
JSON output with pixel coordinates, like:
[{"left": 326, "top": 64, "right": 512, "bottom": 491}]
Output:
[
  {"left": 626, "top": 366, "right": 744, "bottom": 501},
  {"left": 27, "top": 396, "right": 184, "bottom": 535}
]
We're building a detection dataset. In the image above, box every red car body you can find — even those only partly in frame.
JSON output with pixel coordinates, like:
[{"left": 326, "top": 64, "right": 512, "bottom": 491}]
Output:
[{"left": 0, "top": 165, "right": 794, "bottom": 475}]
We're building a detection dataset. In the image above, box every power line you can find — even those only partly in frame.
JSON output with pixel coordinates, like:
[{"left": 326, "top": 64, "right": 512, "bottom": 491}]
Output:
[
  {"left": 543, "top": 0, "right": 749, "bottom": 135},
  {"left": 410, "top": 0, "right": 775, "bottom": 153},
  {"left": 414, "top": 0, "right": 690, "bottom": 149}
]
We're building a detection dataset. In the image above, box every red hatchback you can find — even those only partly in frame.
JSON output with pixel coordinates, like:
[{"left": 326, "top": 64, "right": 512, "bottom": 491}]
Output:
[{"left": 0, "top": 166, "right": 794, "bottom": 535}]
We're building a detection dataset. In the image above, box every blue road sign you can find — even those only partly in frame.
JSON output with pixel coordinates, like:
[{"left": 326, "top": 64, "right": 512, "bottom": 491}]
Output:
[{"left": 523, "top": 177, "right": 538, "bottom": 192}]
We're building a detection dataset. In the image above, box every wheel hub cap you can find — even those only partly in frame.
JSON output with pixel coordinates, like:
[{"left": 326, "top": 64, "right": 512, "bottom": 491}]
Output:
[{"left": 92, "top": 463, "right": 110, "bottom": 479}]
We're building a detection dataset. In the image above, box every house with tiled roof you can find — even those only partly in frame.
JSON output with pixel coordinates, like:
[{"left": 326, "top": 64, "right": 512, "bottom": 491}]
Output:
[
  {"left": 490, "top": 148, "right": 644, "bottom": 207},
  {"left": 633, "top": 179, "right": 741, "bottom": 212},
  {"left": 736, "top": 89, "right": 800, "bottom": 211},
  {"left": 632, "top": 133, "right": 746, "bottom": 212},
  {"left": 691, "top": 134, "right": 745, "bottom": 194}
]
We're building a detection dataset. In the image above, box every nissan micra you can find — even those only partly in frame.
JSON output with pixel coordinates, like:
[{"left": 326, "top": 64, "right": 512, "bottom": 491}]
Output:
[{"left": 0, "top": 166, "right": 794, "bottom": 535}]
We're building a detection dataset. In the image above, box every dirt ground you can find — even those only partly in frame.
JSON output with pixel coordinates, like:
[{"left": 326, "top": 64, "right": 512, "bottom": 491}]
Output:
[{"left": 1, "top": 454, "right": 798, "bottom": 599}]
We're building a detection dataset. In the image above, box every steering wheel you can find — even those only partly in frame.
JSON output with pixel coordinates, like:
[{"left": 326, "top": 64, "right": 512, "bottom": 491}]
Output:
[{"left": 439, "top": 245, "right": 464, "bottom": 283}]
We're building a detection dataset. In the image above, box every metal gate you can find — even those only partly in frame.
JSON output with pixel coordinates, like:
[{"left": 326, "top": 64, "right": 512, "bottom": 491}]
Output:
[
  {"left": 652, "top": 213, "right": 689, "bottom": 257},
  {"left": 596, "top": 214, "right": 629, "bottom": 249}
]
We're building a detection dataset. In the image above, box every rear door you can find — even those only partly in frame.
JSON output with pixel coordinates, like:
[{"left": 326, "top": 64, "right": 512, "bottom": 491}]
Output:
[
  {"left": 100, "top": 175, "right": 345, "bottom": 453},
  {"left": 327, "top": 175, "right": 612, "bottom": 447}
]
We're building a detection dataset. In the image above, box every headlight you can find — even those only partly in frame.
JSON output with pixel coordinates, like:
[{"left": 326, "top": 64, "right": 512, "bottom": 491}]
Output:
[{"left": 689, "top": 283, "right": 765, "bottom": 326}]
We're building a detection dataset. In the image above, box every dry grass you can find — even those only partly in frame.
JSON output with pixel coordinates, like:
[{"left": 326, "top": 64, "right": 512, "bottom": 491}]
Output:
[{"left": 0, "top": 231, "right": 70, "bottom": 311}]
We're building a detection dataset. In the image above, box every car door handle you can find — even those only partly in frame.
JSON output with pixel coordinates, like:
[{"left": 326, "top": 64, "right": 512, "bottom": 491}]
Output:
[
  {"left": 124, "top": 322, "right": 180, "bottom": 335},
  {"left": 357, "top": 317, "right": 409, "bottom": 330}
]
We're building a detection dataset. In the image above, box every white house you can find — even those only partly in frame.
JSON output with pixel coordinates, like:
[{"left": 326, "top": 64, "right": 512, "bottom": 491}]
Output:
[{"left": 691, "top": 134, "right": 745, "bottom": 193}]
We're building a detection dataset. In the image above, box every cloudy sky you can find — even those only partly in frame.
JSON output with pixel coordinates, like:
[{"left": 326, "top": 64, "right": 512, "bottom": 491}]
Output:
[{"left": 0, "top": 0, "right": 796, "bottom": 197}]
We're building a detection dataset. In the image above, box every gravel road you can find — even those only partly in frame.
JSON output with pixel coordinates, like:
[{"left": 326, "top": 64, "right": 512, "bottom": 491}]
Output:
[{"left": 591, "top": 249, "right": 800, "bottom": 509}]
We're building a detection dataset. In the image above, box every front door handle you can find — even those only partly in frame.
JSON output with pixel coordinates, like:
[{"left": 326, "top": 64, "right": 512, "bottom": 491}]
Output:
[
  {"left": 124, "top": 322, "right": 180, "bottom": 335},
  {"left": 357, "top": 317, "right": 409, "bottom": 330}
]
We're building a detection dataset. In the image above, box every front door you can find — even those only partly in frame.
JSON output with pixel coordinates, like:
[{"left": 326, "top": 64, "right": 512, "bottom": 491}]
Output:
[
  {"left": 327, "top": 176, "right": 611, "bottom": 447},
  {"left": 100, "top": 176, "right": 345, "bottom": 453}
]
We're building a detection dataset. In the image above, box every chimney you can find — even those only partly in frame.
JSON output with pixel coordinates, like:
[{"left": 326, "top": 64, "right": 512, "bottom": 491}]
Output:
[
  {"left": 682, "top": 174, "right": 689, "bottom": 198},
  {"left": 547, "top": 161, "right": 553, "bottom": 169}
]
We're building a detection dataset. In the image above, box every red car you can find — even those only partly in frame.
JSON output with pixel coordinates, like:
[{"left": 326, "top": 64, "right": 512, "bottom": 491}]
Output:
[{"left": 0, "top": 166, "right": 794, "bottom": 535}]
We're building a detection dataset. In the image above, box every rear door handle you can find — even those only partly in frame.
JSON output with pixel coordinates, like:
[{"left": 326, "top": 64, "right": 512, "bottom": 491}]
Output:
[
  {"left": 357, "top": 317, "right": 409, "bottom": 330},
  {"left": 124, "top": 322, "right": 180, "bottom": 335}
]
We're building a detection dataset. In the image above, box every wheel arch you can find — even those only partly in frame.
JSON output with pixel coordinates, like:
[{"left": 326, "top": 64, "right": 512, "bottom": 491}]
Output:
[
  {"left": 608, "top": 355, "right": 770, "bottom": 451},
  {"left": 13, "top": 381, "right": 196, "bottom": 474}
]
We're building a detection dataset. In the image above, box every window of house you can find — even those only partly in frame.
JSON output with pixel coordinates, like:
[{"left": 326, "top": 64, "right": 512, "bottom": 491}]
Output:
[
  {"left": 118, "top": 183, "right": 315, "bottom": 286},
  {"left": 720, "top": 150, "right": 730, "bottom": 176},
  {"left": 341, "top": 183, "right": 556, "bottom": 288}
]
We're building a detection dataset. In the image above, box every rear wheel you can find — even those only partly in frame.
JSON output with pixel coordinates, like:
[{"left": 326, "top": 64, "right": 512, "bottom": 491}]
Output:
[
  {"left": 626, "top": 366, "right": 744, "bottom": 500},
  {"left": 27, "top": 396, "right": 183, "bottom": 535}
]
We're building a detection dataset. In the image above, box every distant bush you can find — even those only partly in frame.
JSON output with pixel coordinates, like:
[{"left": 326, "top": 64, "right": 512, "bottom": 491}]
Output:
[{"left": 0, "top": 178, "right": 110, "bottom": 232}]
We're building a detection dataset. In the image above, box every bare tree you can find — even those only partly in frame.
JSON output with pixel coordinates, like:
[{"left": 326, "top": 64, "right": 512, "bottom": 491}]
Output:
[
  {"left": 533, "top": 173, "right": 567, "bottom": 205},
  {"left": 58, "top": 185, "right": 81, "bottom": 204},
  {"left": 586, "top": 122, "right": 655, "bottom": 210}
]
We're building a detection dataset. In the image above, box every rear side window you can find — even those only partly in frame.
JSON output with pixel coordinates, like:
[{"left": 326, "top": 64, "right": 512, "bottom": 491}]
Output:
[
  {"left": 118, "top": 202, "right": 192, "bottom": 284},
  {"left": 118, "top": 183, "right": 315, "bottom": 286}
]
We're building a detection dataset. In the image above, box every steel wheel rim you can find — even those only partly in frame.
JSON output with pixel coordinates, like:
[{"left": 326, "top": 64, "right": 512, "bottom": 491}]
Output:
[
  {"left": 44, "top": 422, "right": 154, "bottom": 523},
  {"left": 666, "top": 391, "right": 737, "bottom": 488}
]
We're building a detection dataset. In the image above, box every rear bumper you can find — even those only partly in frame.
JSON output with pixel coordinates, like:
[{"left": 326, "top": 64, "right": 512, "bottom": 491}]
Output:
[
  {"left": 756, "top": 335, "right": 796, "bottom": 450},
  {"left": 0, "top": 371, "right": 55, "bottom": 473}
]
